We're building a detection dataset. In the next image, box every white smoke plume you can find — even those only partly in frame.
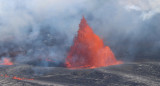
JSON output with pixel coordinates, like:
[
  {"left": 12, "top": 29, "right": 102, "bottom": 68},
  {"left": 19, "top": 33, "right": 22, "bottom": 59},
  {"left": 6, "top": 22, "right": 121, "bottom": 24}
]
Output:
[
  {"left": 0, "top": 0, "right": 159, "bottom": 65},
  {"left": 121, "top": 0, "right": 160, "bottom": 20}
]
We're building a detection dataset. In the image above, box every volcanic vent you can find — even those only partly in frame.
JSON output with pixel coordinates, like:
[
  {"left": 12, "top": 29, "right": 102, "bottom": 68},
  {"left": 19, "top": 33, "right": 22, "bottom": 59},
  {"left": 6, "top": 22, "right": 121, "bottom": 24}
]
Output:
[
  {"left": 66, "top": 16, "right": 122, "bottom": 69},
  {"left": 0, "top": 58, "right": 13, "bottom": 66}
]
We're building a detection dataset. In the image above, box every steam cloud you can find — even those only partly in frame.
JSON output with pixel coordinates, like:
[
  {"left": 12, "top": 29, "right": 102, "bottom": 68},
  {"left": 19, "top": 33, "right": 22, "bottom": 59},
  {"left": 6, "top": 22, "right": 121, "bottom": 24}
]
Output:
[
  {"left": 122, "top": 0, "right": 160, "bottom": 20},
  {"left": 0, "top": 0, "right": 159, "bottom": 65}
]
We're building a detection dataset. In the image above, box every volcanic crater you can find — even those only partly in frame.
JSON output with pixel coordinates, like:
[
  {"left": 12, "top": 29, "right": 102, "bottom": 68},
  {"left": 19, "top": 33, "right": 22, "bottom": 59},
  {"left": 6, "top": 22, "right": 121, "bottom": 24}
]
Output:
[{"left": 0, "top": 17, "right": 159, "bottom": 86}]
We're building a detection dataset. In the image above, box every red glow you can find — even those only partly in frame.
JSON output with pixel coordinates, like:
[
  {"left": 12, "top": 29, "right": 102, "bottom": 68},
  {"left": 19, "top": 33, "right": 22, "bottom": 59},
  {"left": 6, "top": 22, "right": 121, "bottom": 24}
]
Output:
[
  {"left": 12, "top": 76, "right": 34, "bottom": 80},
  {"left": 66, "top": 16, "right": 122, "bottom": 69},
  {"left": 5, "top": 74, "right": 9, "bottom": 78},
  {"left": 0, "top": 74, "right": 34, "bottom": 80},
  {"left": 0, "top": 58, "right": 13, "bottom": 65},
  {"left": 46, "top": 58, "right": 55, "bottom": 62},
  {"left": 13, "top": 76, "right": 23, "bottom": 80}
]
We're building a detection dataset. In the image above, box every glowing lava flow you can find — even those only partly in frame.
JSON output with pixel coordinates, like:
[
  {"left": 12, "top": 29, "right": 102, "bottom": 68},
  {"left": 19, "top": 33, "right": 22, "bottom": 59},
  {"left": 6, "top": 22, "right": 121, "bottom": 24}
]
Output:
[
  {"left": 66, "top": 16, "right": 122, "bottom": 69},
  {"left": 0, "top": 74, "right": 34, "bottom": 80},
  {"left": 0, "top": 58, "right": 13, "bottom": 65}
]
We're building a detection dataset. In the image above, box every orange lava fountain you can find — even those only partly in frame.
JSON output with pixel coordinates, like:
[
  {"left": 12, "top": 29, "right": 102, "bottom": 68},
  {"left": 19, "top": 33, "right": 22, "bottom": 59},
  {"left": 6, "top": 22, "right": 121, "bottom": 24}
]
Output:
[
  {"left": 0, "top": 58, "right": 13, "bottom": 65},
  {"left": 66, "top": 16, "right": 122, "bottom": 69}
]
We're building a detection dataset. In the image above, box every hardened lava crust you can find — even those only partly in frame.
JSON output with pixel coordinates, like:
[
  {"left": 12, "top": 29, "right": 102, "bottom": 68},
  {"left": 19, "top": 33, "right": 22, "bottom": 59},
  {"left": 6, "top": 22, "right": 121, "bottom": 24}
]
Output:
[{"left": 0, "top": 61, "right": 160, "bottom": 86}]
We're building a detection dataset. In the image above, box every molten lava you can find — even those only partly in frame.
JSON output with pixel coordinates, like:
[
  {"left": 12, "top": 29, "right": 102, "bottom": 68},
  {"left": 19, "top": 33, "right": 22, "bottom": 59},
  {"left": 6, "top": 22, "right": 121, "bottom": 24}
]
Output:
[
  {"left": 66, "top": 16, "right": 122, "bottom": 69},
  {"left": 0, "top": 58, "right": 13, "bottom": 65},
  {"left": 13, "top": 76, "right": 34, "bottom": 80},
  {"left": 0, "top": 74, "right": 34, "bottom": 80}
]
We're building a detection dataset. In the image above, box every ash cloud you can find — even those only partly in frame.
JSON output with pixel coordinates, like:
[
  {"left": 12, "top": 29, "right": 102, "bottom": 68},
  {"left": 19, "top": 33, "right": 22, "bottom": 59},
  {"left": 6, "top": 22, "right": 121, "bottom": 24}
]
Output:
[{"left": 0, "top": 0, "right": 159, "bottom": 65}]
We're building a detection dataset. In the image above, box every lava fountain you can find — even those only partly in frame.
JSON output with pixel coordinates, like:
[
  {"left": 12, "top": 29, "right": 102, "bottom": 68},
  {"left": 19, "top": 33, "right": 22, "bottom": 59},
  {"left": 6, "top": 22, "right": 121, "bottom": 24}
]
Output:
[
  {"left": 66, "top": 16, "right": 122, "bottom": 69},
  {"left": 0, "top": 58, "right": 13, "bottom": 65}
]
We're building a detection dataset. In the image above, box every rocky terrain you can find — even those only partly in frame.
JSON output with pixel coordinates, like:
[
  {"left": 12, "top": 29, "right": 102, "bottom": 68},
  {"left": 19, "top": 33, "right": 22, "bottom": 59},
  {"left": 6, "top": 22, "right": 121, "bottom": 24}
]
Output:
[{"left": 0, "top": 61, "right": 159, "bottom": 86}]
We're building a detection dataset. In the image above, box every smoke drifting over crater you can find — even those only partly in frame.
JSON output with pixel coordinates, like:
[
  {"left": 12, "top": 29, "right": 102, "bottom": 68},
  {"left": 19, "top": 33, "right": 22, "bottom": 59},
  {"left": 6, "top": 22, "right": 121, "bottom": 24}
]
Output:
[{"left": 0, "top": 0, "right": 159, "bottom": 66}]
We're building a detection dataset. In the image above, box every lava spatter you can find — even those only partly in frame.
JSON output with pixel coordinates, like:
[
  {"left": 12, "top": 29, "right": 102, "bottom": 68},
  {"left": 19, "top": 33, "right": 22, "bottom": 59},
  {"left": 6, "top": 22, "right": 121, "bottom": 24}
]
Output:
[{"left": 0, "top": 58, "right": 13, "bottom": 65}]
